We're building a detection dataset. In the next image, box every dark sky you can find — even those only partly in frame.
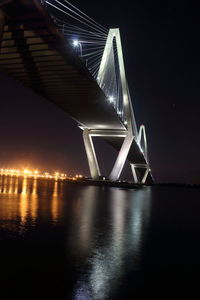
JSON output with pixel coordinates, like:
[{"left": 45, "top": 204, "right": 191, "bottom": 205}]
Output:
[{"left": 0, "top": 0, "right": 199, "bottom": 183}]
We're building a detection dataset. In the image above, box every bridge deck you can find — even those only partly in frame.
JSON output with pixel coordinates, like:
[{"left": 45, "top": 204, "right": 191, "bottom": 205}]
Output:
[{"left": 0, "top": 0, "right": 125, "bottom": 130}]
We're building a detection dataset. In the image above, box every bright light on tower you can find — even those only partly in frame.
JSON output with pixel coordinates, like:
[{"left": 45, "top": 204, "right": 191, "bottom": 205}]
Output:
[
  {"left": 108, "top": 96, "right": 114, "bottom": 103},
  {"left": 73, "top": 40, "right": 79, "bottom": 47},
  {"left": 72, "top": 39, "right": 82, "bottom": 56}
]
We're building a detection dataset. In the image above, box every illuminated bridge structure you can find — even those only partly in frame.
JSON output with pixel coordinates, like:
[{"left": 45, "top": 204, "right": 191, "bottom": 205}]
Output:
[{"left": 0, "top": 0, "right": 153, "bottom": 183}]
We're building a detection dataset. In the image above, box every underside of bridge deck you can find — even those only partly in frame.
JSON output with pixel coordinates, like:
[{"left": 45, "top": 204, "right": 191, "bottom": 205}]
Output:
[{"left": 0, "top": 0, "right": 125, "bottom": 130}]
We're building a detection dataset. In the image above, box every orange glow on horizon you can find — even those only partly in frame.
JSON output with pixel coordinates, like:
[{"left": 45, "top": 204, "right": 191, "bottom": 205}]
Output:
[{"left": 0, "top": 167, "right": 84, "bottom": 181}]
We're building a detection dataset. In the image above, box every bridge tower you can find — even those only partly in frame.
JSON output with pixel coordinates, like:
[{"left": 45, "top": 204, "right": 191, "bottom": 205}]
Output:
[{"left": 83, "top": 29, "right": 151, "bottom": 184}]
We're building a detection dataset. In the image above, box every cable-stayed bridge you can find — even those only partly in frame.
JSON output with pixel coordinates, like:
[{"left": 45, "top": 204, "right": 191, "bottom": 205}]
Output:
[{"left": 0, "top": 0, "right": 153, "bottom": 184}]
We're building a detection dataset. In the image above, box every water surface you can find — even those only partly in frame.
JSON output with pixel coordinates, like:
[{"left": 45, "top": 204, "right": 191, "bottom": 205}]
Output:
[{"left": 1, "top": 176, "right": 200, "bottom": 299}]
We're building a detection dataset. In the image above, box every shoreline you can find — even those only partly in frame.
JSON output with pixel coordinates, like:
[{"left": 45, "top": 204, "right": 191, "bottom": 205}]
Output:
[{"left": 0, "top": 175, "right": 199, "bottom": 188}]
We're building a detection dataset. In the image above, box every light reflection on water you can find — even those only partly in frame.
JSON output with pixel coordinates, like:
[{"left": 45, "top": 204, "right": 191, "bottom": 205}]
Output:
[
  {"left": 0, "top": 176, "right": 152, "bottom": 299},
  {"left": 0, "top": 176, "right": 62, "bottom": 232},
  {"left": 72, "top": 187, "right": 152, "bottom": 300}
]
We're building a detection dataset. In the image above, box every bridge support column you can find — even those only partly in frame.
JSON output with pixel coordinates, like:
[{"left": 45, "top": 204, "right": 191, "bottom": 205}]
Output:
[
  {"left": 131, "top": 164, "right": 139, "bottom": 183},
  {"left": 83, "top": 128, "right": 100, "bottom": 180},
  {"left": 109, "top": 131, "right": 134, "bottom": 181},
  {"left": 130, "top": 164, "right": 150, "bottom": 184}
]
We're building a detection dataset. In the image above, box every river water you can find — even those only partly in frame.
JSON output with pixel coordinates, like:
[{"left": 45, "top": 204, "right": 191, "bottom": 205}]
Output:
[{"left": 0, "top": 176, "right": 200, "bottom": 299}]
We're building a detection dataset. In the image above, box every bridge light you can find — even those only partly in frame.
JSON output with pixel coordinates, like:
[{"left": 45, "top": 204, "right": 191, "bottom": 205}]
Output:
[
  {"left": 73, "top": 40, "right": 79, "bottom": 47},
  {"left": 124, "top": 120, "right": 127, "bottom": 125},
  {"left": 72, "top": 39, "right": 82, "bottom": 56},
  {"left": 108, "top": 96, "right": 114, "bottom": 103}
]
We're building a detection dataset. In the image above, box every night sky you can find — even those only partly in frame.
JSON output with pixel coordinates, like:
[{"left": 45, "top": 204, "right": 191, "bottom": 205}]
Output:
[{"left": 0, "top": 0, "right": 199, "bottom": 183}]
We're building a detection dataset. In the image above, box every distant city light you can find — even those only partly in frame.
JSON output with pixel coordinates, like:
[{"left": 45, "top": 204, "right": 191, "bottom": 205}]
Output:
[
  {"left": 0, "top": 168, "right": 84, "bottom": 181},
  {"left": 23, "top": 169, "right": 30, "bottom": 174}
]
